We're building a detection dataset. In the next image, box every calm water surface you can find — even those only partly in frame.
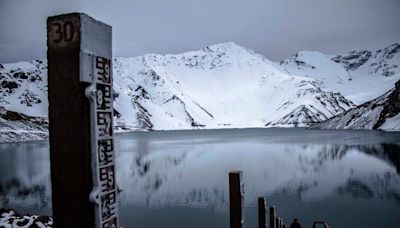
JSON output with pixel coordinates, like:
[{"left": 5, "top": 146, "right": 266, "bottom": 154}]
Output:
[{"left": 1, "top": 128, "right": 400, "bottom": 228}]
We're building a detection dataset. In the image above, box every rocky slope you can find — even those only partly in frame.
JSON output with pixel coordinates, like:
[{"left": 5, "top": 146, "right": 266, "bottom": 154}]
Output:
[
  {"left": 314, "top": 80, "right": 400, "bottom": 130},
  {"left": 0, "top": 42, "right": 359, "bottom": 142},
  {"left": 0, "top": 107, "right": 48, "bottom": 142}
]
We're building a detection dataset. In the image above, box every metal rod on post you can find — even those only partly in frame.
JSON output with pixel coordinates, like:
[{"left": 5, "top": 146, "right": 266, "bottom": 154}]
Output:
[
  {"left": 229, "top": 171, "right": 244, "bottom": 228},
  {"left": 269, "top": 206, "right": 275, "bottom": 228},
  {"left": 258, "top": 197, "right": 267, "bottom": 228}
]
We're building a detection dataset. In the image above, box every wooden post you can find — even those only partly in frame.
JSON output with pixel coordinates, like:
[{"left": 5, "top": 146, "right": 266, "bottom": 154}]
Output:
[
  {"left": 258, "top": 197, "right": 267, "bottom": 228},
  {"left": 229, "top": 171, "right": 244, "bottom": 228},
  {"left": 47, "top": 13, "right": 118, "bottom": 228},
  {"left": 269, "top": 206, "right": 275, "bottom": 228}
]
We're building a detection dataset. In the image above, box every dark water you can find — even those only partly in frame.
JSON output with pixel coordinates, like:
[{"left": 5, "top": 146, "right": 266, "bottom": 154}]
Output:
[{"left": 1, "top": 128, "right": 400, "bottom": 228}]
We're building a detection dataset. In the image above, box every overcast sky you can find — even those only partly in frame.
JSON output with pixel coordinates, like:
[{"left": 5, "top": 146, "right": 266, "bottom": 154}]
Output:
[{"left": 0, "top": 0, "right": 399, "bottom": 63}]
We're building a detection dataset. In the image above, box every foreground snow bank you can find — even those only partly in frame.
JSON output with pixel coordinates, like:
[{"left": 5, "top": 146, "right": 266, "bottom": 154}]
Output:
[{"left": 0, "top": 208, "right": 52, "bottom": 228}]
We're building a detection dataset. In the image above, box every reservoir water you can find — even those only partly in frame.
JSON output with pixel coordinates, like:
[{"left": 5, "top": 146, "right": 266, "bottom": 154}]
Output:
[{"left": 1, "top": 128, "right": 400, "bottom": 227}]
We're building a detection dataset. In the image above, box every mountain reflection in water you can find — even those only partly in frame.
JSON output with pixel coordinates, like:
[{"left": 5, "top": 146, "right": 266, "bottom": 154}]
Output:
[{"left": 1, "top": 128, "right": 400, "bottom": 228}]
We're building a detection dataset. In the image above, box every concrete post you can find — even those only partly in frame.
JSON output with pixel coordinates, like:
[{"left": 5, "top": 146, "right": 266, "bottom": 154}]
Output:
[
  {"left": 229, "top": 171, "right": 244, "bottom": 228},
  {"left": 47, "top": 13, "right": 118, "bottom": 228}
]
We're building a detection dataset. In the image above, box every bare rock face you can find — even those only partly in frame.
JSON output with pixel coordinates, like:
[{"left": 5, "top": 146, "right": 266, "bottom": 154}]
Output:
[{"left": 332, "top": 50, "right": 372, "bottom": 71}]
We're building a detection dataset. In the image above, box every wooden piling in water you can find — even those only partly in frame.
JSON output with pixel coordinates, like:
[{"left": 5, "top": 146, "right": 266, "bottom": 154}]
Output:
[
  {"left": 258, "top": 197, "right": 267, "bottom": 228},
  {"left": 229, "top": 171, "right": 244, "bottom": 228},
  {"left": 269, "top": 206, "right": 275, "bottom": 228}
]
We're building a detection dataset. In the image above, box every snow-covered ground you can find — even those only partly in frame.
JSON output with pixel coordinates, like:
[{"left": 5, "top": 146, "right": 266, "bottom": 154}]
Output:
[{"left": 0, "top": 209, "right": 52, "bottom": 228}]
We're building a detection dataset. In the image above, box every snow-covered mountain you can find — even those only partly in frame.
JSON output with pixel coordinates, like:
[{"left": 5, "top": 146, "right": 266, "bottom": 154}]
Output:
[
  {"left": 279, "top": 43, "right": 400, "bottom": 104},
  {"left": 314, "top": 80, "right": 400, "bottom": 131},
  {"left": 1, "top": 42, "right": 399, "bottom": 141},
  {"left": 1, "top": 42, "right": 359, "bottom": 142},
  {"left": 113, "top": 42, "right": 353, "bottom": 130}
]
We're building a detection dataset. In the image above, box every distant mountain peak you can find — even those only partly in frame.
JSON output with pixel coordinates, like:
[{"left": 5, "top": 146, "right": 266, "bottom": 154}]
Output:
[
  {"left": 203, "top": 41, "right": 242, "bottom": 51},
  {"left": 200, "top": 41, "right": 255, "bottom": 57}
]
